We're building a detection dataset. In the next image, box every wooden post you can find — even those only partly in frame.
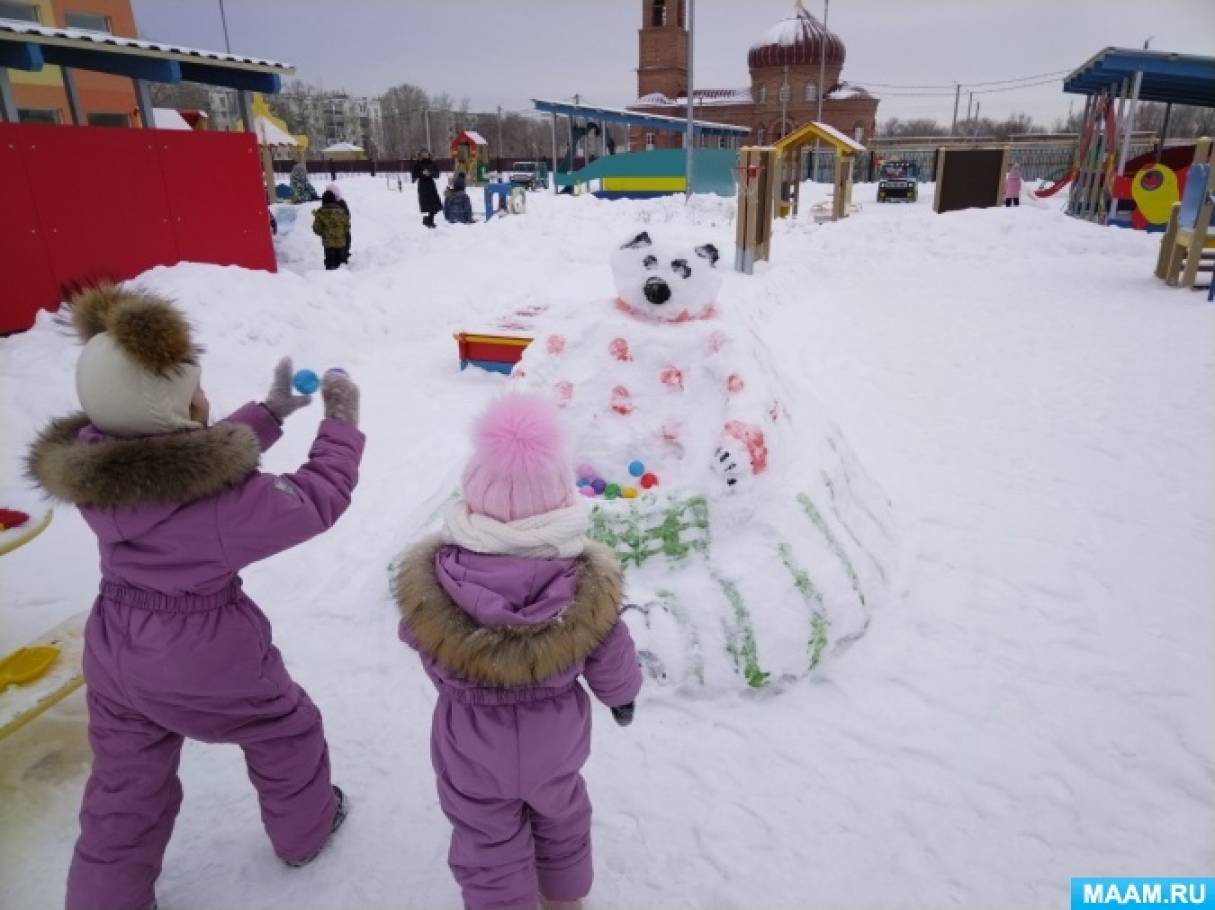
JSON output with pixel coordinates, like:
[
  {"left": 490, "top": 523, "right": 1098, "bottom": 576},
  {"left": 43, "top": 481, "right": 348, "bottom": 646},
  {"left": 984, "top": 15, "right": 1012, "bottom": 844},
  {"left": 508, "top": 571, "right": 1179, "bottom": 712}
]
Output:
[{"left": 1156, "top": 202, "right": 1180, "bottom": 281}]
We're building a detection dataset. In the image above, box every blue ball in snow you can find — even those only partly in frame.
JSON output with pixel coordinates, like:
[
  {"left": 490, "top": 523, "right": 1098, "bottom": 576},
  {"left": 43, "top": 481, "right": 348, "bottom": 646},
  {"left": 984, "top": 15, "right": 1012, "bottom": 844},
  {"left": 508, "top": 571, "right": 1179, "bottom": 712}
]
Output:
[
  {"left": 293, "top": 369, "right": 320, "bottom": 395},
  {"left": 628, "top": 460, "right": 646, "bottom": 477}
]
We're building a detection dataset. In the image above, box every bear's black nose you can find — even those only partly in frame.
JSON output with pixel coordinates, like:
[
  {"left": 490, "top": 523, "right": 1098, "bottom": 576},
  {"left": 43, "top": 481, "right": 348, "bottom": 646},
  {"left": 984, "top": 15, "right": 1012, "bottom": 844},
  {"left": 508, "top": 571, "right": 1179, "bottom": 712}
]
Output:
[{"left": 644, "top": 277, "right": 671, "bottom": 305}]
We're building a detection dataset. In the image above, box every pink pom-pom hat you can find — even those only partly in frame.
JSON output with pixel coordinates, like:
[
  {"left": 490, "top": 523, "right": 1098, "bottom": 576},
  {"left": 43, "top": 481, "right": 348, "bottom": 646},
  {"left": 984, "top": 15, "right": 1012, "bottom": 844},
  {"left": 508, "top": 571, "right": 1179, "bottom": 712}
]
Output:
[{"left": 462, "top": 394, "right": 574, "bottom": 522}]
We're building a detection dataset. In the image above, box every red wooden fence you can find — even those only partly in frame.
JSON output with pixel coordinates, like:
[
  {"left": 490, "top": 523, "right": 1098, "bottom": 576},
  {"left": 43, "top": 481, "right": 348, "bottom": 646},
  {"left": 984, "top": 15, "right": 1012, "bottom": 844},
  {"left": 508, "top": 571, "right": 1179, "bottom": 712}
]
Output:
[{"left": 1, "top": 123, "right": 275, "bottom": 335}]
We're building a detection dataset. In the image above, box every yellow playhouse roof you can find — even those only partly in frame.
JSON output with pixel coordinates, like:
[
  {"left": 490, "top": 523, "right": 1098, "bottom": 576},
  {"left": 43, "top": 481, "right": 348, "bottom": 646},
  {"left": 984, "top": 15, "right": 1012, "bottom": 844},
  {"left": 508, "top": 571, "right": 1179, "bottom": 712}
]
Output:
[{"left": 773, "top": 121, "right": 866, "bottom": 155}]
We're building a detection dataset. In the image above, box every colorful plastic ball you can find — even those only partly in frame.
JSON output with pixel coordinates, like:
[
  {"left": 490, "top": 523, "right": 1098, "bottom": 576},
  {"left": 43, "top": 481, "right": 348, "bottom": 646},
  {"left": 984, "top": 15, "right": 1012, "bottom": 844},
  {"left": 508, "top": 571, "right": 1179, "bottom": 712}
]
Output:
[
  {"left": 622, "top": 486, "right": 638, "bottom": 499},
  {"left": 604, "top": 483, "right": 621, "bottom": 500},
  {"left": 591, "top": 478, "right": 606, "bottom": 494},
  {"left": 577, "top": 463, "right": 596, "bottom": 480},
  {"left": 640, "top": 473, "right": 659, "bottom": 489},
  {"left": 627, "top": 460, "right": 645, "bottom": 477},
  {"left": 579, "top": 485, "right": 596, "bottom": 498},
  {"left": 292, "top": 369, "right": 320, "bottom": 395}
]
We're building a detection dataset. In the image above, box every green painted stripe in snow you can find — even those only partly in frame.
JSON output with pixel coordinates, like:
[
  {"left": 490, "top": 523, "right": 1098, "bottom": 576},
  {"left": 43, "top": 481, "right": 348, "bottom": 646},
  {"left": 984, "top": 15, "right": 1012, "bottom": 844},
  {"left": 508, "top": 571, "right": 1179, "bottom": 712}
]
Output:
[
  {"left": 778, "top": 542, "right": 832, "bottom": 670},
  {"left": 713, "top": 573, "right": 769, "bottom": 689},
  {"left": 798, "top": 492, "right": 867, "bottom": 608}
]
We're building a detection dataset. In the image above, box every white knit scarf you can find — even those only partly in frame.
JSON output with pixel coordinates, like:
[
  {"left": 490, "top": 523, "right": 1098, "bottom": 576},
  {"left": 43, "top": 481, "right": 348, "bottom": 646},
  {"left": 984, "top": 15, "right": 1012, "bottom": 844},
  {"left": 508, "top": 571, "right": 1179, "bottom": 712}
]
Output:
[{"left": 443, "top": 498, "right": 589, "bottom": 559}]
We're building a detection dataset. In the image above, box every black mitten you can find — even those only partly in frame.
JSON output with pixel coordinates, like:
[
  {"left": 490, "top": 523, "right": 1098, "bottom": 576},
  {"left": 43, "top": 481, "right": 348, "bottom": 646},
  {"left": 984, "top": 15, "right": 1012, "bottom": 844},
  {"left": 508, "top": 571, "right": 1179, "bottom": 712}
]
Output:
[{"left": 611, "top": 703, "right": 635, "bottom": 727}]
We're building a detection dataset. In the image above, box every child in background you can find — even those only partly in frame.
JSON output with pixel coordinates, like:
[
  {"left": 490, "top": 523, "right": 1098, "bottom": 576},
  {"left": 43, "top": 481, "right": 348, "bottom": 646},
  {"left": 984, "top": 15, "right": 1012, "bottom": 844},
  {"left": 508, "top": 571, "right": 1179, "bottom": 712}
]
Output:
[
  {"left": 393, "top": 394, "right": 642, "bottom": 910},
  {"left": 1004, "top": 162, "right": 1023, "bottom": 206},
  {"left": 443, "top": 171, "right": 474, "bottom": 224},
  {"left": 313, "top": 189, "right": 351, "bottom": 269},
  {"left": 325, "top": 182, "right": 353, "bottom": 262},
  {"left": 27, "top": 285, "right": 365, "bottom": 910}
]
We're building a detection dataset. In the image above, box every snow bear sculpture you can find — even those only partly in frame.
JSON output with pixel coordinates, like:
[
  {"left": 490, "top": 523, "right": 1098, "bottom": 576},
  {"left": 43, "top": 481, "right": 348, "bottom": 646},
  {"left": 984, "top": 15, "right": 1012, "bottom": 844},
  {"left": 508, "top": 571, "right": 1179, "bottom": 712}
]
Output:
[{"left": 513, "top": 231, "right": 895, "bottom": 690}]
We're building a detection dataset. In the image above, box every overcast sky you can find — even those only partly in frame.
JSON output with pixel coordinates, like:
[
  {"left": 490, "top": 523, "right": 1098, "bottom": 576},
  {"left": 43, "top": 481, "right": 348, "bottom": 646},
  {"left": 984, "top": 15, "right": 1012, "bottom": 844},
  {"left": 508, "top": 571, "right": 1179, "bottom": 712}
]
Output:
[{"left": 132, "top": 0, "right": 1215, "bottom": 126}]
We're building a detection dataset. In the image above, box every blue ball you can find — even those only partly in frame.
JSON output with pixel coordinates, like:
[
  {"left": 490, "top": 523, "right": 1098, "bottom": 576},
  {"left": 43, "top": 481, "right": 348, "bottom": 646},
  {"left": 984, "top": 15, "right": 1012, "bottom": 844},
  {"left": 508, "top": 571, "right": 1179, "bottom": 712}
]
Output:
[
  {"left": 576, "top": 477, "right": 590, "bottom": 487},
  {"left": 293, "top": 369, "right": 320, "bottom": 395},
  {"left": 628, "top": 460, "right": 645, "bottom": 477}
]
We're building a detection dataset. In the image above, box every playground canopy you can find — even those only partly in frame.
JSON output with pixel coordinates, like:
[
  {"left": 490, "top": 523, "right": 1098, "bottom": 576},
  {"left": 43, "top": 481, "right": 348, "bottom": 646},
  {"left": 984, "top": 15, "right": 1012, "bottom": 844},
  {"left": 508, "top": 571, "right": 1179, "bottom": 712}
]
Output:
[
  {"left": 532, "top": 98, "right": 749, "bottom": 138},
  {"left": 0, "top": 18, "right": 294, "bottom": 128},
  {"left": 322, "top": 141, "right": 364, "bottom": 154},
  {"left": 0, "top": 19, "right": 293, "bottom": 93},
  {"left": 1064, "top": 48, "right": 1215, "bottom": 108}
]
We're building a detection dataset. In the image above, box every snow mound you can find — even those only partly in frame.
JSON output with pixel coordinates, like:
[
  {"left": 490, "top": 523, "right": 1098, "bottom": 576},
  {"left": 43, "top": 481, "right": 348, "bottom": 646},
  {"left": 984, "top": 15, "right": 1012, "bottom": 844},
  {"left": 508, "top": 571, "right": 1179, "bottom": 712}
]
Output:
[{"left": 511, "top": 230, "right": 894, "bottom": 690}]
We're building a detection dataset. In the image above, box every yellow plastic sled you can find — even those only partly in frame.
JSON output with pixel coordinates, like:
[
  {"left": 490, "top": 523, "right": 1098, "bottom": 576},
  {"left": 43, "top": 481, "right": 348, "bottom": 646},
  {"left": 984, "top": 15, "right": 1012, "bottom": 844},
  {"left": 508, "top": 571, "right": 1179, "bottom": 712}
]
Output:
[{"left": 0, "top": 611, "right": 88, "bottom": 740}]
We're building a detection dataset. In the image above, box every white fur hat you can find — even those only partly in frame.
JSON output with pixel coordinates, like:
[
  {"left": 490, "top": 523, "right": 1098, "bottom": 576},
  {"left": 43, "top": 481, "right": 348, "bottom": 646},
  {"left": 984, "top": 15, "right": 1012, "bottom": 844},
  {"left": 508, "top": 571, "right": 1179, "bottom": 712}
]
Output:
[{"left": 70, "top": 285, "right": 203, "bottom": 437}]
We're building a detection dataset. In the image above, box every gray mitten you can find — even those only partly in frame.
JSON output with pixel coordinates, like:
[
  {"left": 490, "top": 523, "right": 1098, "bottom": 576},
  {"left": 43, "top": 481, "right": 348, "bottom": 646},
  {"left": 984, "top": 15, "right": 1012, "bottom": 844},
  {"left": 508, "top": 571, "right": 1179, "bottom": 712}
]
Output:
[
  {"left": 321, "top": 370, "right": 360, "bottom": 426},
  {"left": 263, "top": 357, "right": 312, "bottom": 423}
]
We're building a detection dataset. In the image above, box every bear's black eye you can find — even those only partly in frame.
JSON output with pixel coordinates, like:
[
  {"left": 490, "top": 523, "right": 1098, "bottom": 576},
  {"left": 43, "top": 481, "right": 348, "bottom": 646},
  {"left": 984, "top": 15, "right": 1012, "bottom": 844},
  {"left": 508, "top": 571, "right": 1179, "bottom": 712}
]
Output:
[
  {"left": 643, "top": 255, "right": 658, "bottom": 268},
  {"left": 671, "top": 259, "right": 691, "bottom": 279}
]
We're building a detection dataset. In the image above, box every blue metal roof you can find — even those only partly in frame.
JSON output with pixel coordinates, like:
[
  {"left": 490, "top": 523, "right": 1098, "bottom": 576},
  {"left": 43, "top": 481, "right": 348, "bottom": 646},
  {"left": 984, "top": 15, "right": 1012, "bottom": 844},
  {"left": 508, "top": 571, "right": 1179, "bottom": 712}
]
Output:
[
  {"left": 1063, "top": 47, "right": 1215, "bottom": 107},
  {"left": 532, "top": 98, "right": 749, "bottom": 136},
  {"left": 0, "top": 18, "right": 293, "bottom": 92}
]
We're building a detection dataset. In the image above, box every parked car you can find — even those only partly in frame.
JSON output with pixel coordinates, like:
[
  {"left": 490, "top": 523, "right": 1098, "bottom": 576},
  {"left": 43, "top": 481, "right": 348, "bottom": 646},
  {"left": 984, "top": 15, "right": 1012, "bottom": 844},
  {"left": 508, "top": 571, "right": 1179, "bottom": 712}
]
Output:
[
  {"left": 877, "top": 161, "right": 919, "bottom": 203},
  {"left": 509, "top": 160, "right": 549, "bottom": 190}
]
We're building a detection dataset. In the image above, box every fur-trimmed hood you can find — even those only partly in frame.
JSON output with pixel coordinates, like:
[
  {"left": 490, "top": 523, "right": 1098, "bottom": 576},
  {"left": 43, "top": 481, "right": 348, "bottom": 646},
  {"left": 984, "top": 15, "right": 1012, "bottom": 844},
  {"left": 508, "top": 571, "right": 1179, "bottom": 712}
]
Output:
[
  {"left": 393, "top": 536, "right": 623, "bottom": 688},
  {"left": 26, "top": 412, "right": 261, "bottom": 507}
]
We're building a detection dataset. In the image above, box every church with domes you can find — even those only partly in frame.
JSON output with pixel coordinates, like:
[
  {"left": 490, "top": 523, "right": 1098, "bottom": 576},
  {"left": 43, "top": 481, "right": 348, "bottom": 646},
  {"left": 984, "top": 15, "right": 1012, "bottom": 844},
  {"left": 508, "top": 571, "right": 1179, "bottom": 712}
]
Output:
[{"left": 629, "top": 0, "right": 879, "bottom": 149}]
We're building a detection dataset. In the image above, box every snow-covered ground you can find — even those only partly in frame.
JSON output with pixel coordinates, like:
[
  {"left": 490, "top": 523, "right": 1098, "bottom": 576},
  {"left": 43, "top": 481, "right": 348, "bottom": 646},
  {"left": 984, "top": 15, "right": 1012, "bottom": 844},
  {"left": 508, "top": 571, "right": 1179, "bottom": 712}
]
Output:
[{"left": 2, "top": 176, "right": 1213, "bottom": 909}]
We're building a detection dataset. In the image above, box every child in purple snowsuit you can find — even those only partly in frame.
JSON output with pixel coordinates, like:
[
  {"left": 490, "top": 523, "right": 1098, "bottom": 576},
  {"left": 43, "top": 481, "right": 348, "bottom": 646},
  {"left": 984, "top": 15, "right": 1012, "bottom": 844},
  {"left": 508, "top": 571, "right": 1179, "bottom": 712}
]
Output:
[
  {"left": 393, "top": 394, "right": 642, "bottom": 910},
  {"left": 26, "top": 285, "right": 365, "bottom": 910}
]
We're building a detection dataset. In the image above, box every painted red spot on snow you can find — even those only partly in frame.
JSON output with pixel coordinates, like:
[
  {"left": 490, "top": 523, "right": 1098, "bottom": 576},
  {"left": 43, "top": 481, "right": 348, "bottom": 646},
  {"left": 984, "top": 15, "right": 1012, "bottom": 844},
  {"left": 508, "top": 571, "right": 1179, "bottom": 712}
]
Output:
[
  {"left": 707, "top": 331, "right": 728, "bottom": 354},
  {"left": 611, "top": 385, "right": 633, "bottom": 415},
  {"left": 727, "top": 373, "right": 745, "bottom": 394},
  {"left": 609, "top": 337, "right": 632, "bottom": 362},
  {"left": 554, "top": 380, "right": 574, "bottom": 402},
  {"left": 546, "top": 334, "right": 566, "bottom": 355},
  {"left": 661, "top": 422, "right": 681, "bottom": 444},
  {"left": 660, "top": 366, "right": 684, "bottom": 391},
  {"left": 724, "top": 420, "right": 769, "bottom": 474}
]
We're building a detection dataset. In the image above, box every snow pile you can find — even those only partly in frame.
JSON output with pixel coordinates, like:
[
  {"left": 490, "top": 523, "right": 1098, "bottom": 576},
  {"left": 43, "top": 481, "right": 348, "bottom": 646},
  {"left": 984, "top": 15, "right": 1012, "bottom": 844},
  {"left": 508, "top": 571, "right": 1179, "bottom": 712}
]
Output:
[{"left": 513, "top": 230, "right": 890, "bottom": 688}]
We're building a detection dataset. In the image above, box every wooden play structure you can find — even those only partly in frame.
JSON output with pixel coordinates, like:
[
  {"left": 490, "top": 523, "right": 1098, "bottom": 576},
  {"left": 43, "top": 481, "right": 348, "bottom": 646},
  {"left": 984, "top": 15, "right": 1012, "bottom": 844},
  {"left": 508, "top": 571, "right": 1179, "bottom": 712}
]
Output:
[
  {"left": 733, "top": 121, "right": 865, "bottom": 274},
  {"left": 734, "top": 147, "right": 774, "bottom": 274},
  {"left": 1155, "top": 138, "right": 1215, "bottom": 289},
  {"left": 1061, "top": 48, "right": 1215, "bottom": 229},
  {"left": 933, "top": 146, "right": 1011, "bottom": 214},
  {"left": 451, "top": 131, "right": 490, "bottom": 186},
  {"left": 771, "top": 121, "right": 865, "bottom": 222}
]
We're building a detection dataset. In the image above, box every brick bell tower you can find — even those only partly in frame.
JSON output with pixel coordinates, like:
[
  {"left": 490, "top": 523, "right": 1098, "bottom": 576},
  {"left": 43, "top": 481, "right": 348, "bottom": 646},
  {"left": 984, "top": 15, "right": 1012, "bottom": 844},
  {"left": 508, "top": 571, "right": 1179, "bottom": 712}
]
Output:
[
  {"left": 638, "top": 0, "right": 688, "bottom": 99},
  {"left": 635, "top": 0, "right": 689, "bottom": 149}
]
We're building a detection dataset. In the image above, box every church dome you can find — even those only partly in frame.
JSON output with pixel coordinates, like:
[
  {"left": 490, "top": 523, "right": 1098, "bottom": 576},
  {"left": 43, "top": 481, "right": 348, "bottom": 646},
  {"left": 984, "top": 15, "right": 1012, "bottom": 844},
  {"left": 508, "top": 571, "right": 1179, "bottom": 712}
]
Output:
[{"left": 747, "top": 6, "right": 845, "bottom": 70}]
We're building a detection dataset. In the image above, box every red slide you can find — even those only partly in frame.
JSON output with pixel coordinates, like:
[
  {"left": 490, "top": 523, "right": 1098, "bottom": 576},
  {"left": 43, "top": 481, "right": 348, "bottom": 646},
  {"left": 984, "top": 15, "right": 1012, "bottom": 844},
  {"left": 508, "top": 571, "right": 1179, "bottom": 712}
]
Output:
[{"left": 1034, "top": 171, "right": 1074, "bottom": 198}]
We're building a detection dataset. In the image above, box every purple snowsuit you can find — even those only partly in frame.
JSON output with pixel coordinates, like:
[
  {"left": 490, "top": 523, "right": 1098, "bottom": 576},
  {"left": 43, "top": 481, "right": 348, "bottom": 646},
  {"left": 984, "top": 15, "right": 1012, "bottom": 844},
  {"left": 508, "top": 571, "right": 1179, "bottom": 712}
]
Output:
[
  {"left": 27, "top": 402, "right": 364, "bottom": 910},
  {"left": 393, "top": 538, "right": 642, "bottom": 910}
]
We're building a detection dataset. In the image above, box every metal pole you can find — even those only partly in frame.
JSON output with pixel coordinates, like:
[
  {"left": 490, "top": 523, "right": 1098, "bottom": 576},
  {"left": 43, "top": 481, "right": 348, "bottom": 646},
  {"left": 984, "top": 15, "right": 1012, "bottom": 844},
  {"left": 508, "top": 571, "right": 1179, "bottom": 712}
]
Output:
[
  {"left": 814, "top": 0, "right": 828, "bottom": 180},
  {"left": 1104, "top": 77, "right": 1130, "bottom": 224},
  {"left": 1159, "top": 100, "right": 1173, "bottom": 149},
  {"left": 1116, "top": 69, "right": 1143, "bottom": 175},
  {"left": 496, "top": 105, "right": 503, "bottom": 170},
  {"left": 217, "top": 0, "right": 232, "bottom": 53},
  {"left": 950, "top": 83, "right": 960, "bottom": 135},
  {"left": 133, "top": 78, "right": 154, "bottom": 129},
  {"left": 966, "top": 91, "right": 973, "bottom": 123},
  {"left": 237, "top": 89, "right": 254, "bottom": 135},
  {"left": 550, "top": 111, "right": 558, "bottom": 195},
  {"left": 0, "top": 68, "right": 17, "bottom": 122},
  {"left": 62, "top": 66, "right": 83, "bottom": 125},
  {"left": 424, "top": 109, "right": 432, "bottom": 152},
  {"left": 685, "top": 0, "right": 695, "bottom": 198}
]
